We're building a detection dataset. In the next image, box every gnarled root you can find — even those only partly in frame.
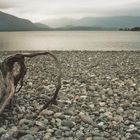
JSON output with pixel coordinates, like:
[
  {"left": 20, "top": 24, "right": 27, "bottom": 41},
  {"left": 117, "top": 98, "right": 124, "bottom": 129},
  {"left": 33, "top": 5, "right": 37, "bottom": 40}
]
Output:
[{"left": 0, "top": 52, "right": 61, "bottom": 115}]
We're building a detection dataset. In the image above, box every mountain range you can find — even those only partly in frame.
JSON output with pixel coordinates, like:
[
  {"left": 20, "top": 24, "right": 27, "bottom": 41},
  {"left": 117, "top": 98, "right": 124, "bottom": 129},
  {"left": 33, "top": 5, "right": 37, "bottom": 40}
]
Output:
[
  {"left": 0, "top": 11, "right": 50, "bottom": 31},
  {"left": 41, "top": 16, "right": 140, "bottom": 28},
  {"left": 0, "top": 11, "right": 140, "bottom": 31},
  {"left": 0, "top": 11, "right": 38, "bottom": 31}
]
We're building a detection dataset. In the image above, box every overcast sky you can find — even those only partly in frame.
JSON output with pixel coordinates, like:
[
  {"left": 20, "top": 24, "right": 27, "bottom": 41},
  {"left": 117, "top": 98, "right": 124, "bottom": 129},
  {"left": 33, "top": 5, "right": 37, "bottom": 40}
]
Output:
[{"left": 0, "top": 0, "right": 140, "bottom": 22}]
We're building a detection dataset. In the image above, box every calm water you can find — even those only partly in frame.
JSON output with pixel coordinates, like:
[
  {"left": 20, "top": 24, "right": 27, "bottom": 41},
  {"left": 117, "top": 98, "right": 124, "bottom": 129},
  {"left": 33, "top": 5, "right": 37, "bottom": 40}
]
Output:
[{"left": 0, "top": 31, "right": 140, "bottom": 51}]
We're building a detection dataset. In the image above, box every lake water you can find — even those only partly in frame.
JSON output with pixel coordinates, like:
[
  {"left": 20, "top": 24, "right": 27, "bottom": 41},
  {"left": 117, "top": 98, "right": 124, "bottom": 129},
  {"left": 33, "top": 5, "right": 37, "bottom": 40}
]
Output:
[{"left": 0, "top": 31, "right": 140, "bottom": 51}]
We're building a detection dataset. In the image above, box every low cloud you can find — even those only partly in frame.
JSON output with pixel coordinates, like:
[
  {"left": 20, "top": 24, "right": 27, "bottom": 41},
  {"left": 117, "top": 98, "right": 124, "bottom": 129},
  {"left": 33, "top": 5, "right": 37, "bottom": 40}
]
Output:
[
  {"left": 0, "top": 1, "right": 18, "bottom": 9},
  {"left": 0, "top": 3, "right": 12, "bottom": 9},
  {"left": 0, "top": 0, "right": 140, "bottom": 22}
]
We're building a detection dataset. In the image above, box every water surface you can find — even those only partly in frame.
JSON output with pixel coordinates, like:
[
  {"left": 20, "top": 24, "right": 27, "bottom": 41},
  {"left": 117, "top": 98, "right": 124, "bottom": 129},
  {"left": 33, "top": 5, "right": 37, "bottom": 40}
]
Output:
[{"left": 0, "top": 31, "right": 140, "bottom": 51}]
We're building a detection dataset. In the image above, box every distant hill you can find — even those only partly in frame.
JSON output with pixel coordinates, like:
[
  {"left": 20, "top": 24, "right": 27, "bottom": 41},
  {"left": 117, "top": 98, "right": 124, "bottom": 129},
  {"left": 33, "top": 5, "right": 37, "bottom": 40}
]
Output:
[
  {"left": 131, "top": 27, "right": 140, "bottom": 31},
  {"left": 53, "top": 25, "right": 116, "bottom": 31},
  {"left": 34, "top": 23, "right": 50, "bottom": 29},
  {"left": 41, "top": 18, "right": 76, "bottom": 28},
  {"left": 0, "top": 11, "right": 38, "bottom": 31},
  {"left": 41, "top": 16, "right": 140, "bottom": 29},
  {"left": 0, "top": 11, "right": 140, "bottom": 31}
]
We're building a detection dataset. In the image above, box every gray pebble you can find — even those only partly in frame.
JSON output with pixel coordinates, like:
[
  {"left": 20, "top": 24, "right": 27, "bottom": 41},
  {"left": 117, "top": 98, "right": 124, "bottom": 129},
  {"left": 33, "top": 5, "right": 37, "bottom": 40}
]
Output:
[
  {"left": 43, "top": 133, "right": 51, "bottom": 140},
  {"left": 93, "top": 136, "right": 107, "bottom": 140},
  {"left": 0, "top": 133, "right": 11, "bottom": 140},
  {"left": 61, "top": 120, "right": 74, "bottom": 128},
  {"left": 136, "top": 122, "right": 140, "bottom": 128},
  {"left": 76, "top": 131, "right": 84, "bottom": 139},
  {"left": 79, "top": 112, "right": 93, "bottom": 124},
  {"left": 0, "top": 128, "right": 7, "bottom": 136},
  {"left": 19, "top": 134, "right": 34, "bottom": 140},
  {"left": 55, "top": 130, "right": 62, "bottom": 138}
]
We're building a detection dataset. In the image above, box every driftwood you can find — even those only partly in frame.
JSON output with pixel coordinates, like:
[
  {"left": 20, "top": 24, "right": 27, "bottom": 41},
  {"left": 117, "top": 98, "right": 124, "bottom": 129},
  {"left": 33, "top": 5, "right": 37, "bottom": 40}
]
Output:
[{"left": 0, "top": 52, "right": 61, "bottom": 115}]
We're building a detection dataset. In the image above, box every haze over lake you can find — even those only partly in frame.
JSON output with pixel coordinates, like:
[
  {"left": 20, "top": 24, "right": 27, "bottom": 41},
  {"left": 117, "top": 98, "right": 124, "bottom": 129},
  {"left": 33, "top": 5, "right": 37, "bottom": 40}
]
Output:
[{"left": 0, "top": 31, "right": 140, "bottom": 51}]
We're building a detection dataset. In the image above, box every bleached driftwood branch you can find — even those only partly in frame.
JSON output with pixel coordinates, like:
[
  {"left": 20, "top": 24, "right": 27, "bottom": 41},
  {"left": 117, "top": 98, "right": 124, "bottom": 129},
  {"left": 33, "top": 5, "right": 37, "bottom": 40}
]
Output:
[{"left": 0, "top": 52, "right": 61, "bottom": 115}]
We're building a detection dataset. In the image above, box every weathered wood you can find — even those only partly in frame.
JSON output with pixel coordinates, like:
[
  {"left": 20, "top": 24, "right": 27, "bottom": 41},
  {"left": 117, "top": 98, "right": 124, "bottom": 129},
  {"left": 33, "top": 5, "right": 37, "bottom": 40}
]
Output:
[
  {"left": 0, "top": 52, "right": 61, "bottom": 115},
  {"left": 0, "top": 71, "right": 15, "bottom": 114}
]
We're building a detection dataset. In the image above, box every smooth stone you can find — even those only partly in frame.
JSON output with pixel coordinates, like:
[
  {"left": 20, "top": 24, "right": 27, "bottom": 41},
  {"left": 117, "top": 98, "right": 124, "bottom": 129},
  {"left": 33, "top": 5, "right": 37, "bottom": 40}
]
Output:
[
  {"left": 30, "top": 127, "right": 39, "bottom": 135},
  {"left": 64, "top": 110, "right": 73, "bottom": 115},
  {"left": 28, "top": 82, "right": 33, "bottom": 87},
  {"left": 117, "top": 107, "right": 124, "bottom": 114},
  {"left": 35, "top": 121, "right": 46, "bottom": 130},
  {"left": 0, "top": 133, "right": 11, "bottom": 140},
  {"left": 114, "top": 115, "right": 123, "bottom": 123},
  {"left": 127, "top": 128, "right": 137, "bottom": 132},
  {"left": 20, "top": 125, "right": 29, "bottom": 130},
  {"left": 124, "top": 120, "right": 130, "bottom": 125},
  {"left": 0, "top": 128, "right": 7, "bottom": 136},
  {"left": 35, "top": 138, "right": 41, "bottom": 140},
  {"left": 93, "top": 136, "right": 107, "bottom": 140},
  {"left": 88, "top": 86, "right": 95, "bottom": 91},
  {"left": 85, "top": 137, "right": 92, "bottom": 140},
  {"left": 55, "top": 130, "right": 62, "bottom": 138},
  {"left": 106, "top": 88, "right": 113, "bottom": 96},
  {"left": 98, "top": 122, "right": 104, "bottom": 126},
  {"left": 129, "top": 124, "right": 135, "bottom": 129},
  {"left": 99, "top": 102, "right": 106, "bottom": 107},
  {"left": 43, "top": 119, "right": 49, "bottom": 126},
  {"left": 104, "top": 132, "right": 110, "bottom": 138},
  {"left": 88, "top": 104, "right": 95, "bottom": 108},
  {"left": 8, "top": 126, "right": 18, "bottom": 137},
  {"left": 60, "top": 127, "right": 70, "bottom": 131},
  {"left": 76, "top": 131, "right": 84, "bottom": 139},
  {"left": 136, "top": 122, "right": 140, "bottom": 127},
  {"left": 79, "top": 112, "right": 93, "bottom": 124},
  {"left": 19, "top": 134, "right": 34, "bottom": 140},
  {"left": 61, "top": 120, "right": 74, "bottom": 128},
  {"left": 56, "top": 119, "right": 62, "bottom": 127},
  {"left": 19, "top": 119, "right": 34, "bottom": 126},
  {"left": 54, "top": 113, "right": 63, "bottom": 118},
  {"left": 127, "top": 124, "right": 137, "bottom": 132},
  {"left": 80, "top": 96, "right": 87, "bottom": 99},
  {"left": 111, "top": 136, "right": 120, "bottom": 140},
  {"left": 40, "top": 110, "right": 54, "bottom": 116},
  {"left": 47, "top": 129, "right": 54, "bottom": 133},
  {"left": 99, "top": 108, "right": 105, "bottom": 113},
  {"left": 125, "top": 79, "right": 136, "bottom": 86},
  {"left": 62, "top": 80, "right": 70, "bottom": 84},
  {"left": 125, "top": 133, "right": 131, "bottom": 139},
  {"left": 43, "top": 133, "right": 51, "bottom": 140},
  {"left": 104, "top": 112, "right": 112, "bottom": 119},
  {"left": 65, "top": 130, "right": 70, "bottom": 137},
  {"left": 128, "top": 134, "right": 140, "bottom": 140}
]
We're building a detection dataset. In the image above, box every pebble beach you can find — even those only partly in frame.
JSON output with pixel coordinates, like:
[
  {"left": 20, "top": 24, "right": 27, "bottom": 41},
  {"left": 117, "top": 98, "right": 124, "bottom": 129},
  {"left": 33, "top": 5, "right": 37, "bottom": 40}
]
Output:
[{"left": 0, "top": 51, "right": 140, "bottom": 140}]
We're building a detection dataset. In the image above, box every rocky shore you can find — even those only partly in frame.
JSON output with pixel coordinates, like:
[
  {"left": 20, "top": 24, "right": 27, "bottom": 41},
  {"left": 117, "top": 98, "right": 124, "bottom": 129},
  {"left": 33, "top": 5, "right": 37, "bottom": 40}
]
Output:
[{"left": 0, "top": 51, "right": 140, "bottom": 140}]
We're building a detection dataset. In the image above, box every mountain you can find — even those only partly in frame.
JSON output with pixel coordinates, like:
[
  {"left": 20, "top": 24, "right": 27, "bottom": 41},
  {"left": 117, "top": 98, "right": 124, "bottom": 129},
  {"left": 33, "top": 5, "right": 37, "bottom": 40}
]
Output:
[
  {"left": 34, "top": 23, "right": 50, "bottom": 29},
  {"left": 42, "top": 18, "right": 76, "bottom": 28},
  {"left": 0, "top": 11, "right": 38, "bottom": 31},
  {"left": 41, "top": 16, "right": 140, "bottom": 28},
  {"left": 53, "top": 25, "right": 114, "bottom": 31},
  {"left": 0, "top": 11, "right": 140, "bottom": 31},
  {"left": 131, "top": 27, "right": 140, "bottom": 31}
]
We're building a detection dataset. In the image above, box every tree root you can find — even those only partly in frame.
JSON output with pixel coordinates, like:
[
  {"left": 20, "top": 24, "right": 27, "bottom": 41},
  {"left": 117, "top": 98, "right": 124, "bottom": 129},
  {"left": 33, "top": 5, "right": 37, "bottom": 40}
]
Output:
[{"left": 0, "top": 52, "right": 61, "bottom": 116}]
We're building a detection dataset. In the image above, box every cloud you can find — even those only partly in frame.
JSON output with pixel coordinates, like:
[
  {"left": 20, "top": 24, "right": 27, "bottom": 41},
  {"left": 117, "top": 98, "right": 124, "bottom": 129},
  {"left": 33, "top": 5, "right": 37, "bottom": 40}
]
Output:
[
  {"left": 0, "top": 3, "right": 13, "bottom": 9},
  {"left": 1, "top": 0, "right": 140, "bottom": 22},
  {"left": 0, "top": 0, "right": 18, "bottom": 9}
]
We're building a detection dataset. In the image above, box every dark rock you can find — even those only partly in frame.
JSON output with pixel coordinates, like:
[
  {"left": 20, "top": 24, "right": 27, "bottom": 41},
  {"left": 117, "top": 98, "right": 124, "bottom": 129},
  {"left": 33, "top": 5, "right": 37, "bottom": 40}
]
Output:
[{"left": 61, "top": 120, "right": 74, "bottom": 128}]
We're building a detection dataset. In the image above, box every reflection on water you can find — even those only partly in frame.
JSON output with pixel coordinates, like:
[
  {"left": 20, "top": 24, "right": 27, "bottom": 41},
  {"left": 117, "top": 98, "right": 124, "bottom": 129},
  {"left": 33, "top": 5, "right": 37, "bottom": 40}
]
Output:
[{"left": 0, "top": 31, "right": 140, "bottom": 51}]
